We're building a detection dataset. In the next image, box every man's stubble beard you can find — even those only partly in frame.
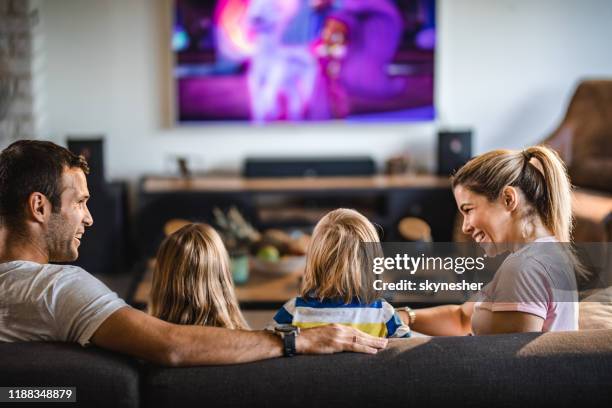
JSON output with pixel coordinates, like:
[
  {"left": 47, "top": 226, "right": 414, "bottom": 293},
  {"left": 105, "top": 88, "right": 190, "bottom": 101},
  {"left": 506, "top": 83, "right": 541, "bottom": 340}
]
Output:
[{"left": 45, "top": 212, "right": 78, "bottom": 262}]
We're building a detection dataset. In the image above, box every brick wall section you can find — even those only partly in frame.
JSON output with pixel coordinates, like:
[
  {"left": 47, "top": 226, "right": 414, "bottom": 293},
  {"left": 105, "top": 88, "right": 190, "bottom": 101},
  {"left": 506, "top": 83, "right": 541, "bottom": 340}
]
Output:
[{"left": 0, "top": 0, "right": 38, "bottom": 148}]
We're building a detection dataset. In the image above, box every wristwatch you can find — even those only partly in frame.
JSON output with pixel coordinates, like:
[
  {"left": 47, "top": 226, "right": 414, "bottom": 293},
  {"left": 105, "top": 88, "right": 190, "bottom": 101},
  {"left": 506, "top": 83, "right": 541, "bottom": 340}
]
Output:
[
  {"left": 401, "top": 306, "right": 417, "bottom": 326},
  {"left": 272, "top": 325, "right": 300, "bottom": 357}
]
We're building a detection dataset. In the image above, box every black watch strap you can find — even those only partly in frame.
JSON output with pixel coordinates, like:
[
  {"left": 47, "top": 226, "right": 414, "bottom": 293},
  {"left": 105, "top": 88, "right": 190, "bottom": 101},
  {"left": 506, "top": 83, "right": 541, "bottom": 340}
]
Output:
[{"left": 282, "top": 332, "right": 297, "bottom": 357}]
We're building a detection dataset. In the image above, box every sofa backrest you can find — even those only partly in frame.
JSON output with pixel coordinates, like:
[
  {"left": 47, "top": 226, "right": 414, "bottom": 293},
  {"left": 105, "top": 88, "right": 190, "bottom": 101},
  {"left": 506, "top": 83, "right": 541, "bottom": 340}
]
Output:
[
  {"left": 142, "top": 329, "right": 612, "bottom": 408},
  {"left": 0, "top": 342, "right": 140, "bottom": 408},
  {"left": 2, "top": 330, "right": 612, "bottom": 408}
]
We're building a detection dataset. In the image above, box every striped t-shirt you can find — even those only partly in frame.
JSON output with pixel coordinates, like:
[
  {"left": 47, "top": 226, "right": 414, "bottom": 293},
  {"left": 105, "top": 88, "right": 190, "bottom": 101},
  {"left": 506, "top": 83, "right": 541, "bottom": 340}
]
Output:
[{"left": 272, "top": 296, "right": 411, "bottom": 338}]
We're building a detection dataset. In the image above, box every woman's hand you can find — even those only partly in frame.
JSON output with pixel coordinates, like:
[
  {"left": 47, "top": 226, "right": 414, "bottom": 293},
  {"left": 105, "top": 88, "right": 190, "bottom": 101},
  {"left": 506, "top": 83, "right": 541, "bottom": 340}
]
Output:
[
  {"left": 296, "top": 324, "right": 388, "bottom": 355},
  {"left": 398, "top": 303, "right": 475, "bottom": 336}
]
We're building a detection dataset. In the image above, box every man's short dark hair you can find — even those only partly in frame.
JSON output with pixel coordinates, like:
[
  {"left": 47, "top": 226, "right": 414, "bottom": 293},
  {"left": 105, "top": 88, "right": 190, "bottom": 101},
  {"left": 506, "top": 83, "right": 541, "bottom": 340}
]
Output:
[{"left": 0, "top": 140, "right": 90, "bottom": 227}]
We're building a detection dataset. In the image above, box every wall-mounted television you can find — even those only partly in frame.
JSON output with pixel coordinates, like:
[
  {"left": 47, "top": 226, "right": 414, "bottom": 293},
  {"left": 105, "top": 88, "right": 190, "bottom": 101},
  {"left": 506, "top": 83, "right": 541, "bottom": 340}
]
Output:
[{"left": 173, "top": 0, "right": 435, "bottom": 123}]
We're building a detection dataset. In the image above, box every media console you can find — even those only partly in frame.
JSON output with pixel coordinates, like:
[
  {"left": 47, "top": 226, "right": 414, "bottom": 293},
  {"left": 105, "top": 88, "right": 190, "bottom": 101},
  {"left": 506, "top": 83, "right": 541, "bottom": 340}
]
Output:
[{"left": 136, "top": 174, "right": 458, "bottom": 258}]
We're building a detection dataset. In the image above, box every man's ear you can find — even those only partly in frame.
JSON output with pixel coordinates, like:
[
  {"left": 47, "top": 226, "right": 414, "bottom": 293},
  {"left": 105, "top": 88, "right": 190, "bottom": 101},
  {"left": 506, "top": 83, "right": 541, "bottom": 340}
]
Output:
[
  {"left": 27, "top": 192, "right": 52, "bottom": 224},
  {"left": 501, "top": 186, "right": 519, "bottom": 212}
]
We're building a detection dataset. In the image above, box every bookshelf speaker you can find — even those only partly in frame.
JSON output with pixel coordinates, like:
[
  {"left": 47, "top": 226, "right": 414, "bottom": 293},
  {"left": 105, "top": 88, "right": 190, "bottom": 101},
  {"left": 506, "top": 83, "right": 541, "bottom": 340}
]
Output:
[{"left": 437, "top": 130, "right": 472, "bottom": 176}]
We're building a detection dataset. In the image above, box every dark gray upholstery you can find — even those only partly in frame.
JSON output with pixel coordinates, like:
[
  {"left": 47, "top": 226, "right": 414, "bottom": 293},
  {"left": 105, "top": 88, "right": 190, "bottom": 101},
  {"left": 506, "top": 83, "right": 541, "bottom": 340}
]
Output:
[
  {"left": 2, "top": 330, "right": 612, "bottom": 408},
  {"left": 0, "top": 342, "right": 140, "bottom": 408},
  {"left": 143, "top": 330, "right": 612, "bottom": 408}
]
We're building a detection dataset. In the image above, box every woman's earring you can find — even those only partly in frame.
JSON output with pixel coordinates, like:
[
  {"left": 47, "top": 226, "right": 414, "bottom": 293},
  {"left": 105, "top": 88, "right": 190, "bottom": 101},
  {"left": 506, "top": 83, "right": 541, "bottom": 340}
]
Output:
[{"left": 521, "top": 219, "right": 535, "bottom": 240}]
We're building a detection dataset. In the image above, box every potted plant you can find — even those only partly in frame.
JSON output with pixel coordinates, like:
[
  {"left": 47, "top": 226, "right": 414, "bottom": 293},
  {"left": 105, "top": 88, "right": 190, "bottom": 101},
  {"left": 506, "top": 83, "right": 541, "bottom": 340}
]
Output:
[{"left": 213, "top": 206, "right": 260, "bottom": 285}]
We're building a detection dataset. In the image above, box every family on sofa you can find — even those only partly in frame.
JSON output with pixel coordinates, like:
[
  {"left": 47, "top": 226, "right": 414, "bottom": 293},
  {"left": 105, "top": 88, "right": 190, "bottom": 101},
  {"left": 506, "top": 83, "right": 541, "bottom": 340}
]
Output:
[{"left": 0, "top": 140, "right": 584, "bottom": 366}]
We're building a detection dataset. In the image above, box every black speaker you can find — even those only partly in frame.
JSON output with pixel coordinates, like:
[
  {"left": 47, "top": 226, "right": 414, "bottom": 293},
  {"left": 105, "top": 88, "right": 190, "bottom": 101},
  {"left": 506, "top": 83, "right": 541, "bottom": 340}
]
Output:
[
  {"left": 66, "top": 138, "right": 128, "bottom": 274},
  {"left": 244, "top": 157, "right": 376, "bottom": 178},
  {"left": 437, "top": 130, "right": 472, "bottom": 176},
  {"left": 75, "top": 182, "right": 128, "bottom": 275},
  {"left": 67, "top": 138, "right": 105, "bottom": 188}
]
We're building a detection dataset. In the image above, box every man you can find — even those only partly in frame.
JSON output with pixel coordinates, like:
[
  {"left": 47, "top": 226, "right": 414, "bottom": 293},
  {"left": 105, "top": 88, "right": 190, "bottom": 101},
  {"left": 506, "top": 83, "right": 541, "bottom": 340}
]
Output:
[{"left": 0, "top": 140, "right": 386, "bottom": 366}]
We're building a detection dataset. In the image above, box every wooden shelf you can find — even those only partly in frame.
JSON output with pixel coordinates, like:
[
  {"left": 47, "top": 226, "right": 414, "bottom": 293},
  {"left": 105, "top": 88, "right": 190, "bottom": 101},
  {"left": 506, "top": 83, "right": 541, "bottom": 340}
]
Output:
[
  {"left": 136, "top": 174, "right": 458, "bottom": 260},
  {"left": 142, "top": 174, "right": 451, "bottom": 193}
]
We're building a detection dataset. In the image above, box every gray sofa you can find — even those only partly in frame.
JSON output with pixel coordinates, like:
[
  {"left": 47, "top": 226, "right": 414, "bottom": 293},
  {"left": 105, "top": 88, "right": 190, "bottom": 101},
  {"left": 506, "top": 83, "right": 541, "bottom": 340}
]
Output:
[{"left": 2, "top": 329, "right": 612, "bottom": 407}]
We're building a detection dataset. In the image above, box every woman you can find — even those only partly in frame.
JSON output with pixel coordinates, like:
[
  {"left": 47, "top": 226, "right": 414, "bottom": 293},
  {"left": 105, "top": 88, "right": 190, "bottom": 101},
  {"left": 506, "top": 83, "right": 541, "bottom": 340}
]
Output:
[{"left": 399, "top": 145, "right": 580, "bottom": 335}]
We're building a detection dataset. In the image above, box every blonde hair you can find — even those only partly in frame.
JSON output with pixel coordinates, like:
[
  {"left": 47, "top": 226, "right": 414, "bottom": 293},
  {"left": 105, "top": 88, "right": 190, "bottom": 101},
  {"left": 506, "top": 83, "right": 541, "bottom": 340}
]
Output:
[
  {"left": 149, "top": 223, "right": 249, "bottom": 330},
  {"left": 300, "top": 208, "right": 382, "bottom": 304},
  {"left": 452, "top": 145, "right": 573, "bottom": 242},
  {"left": 452, "top": 145, "right": 589, "bottom": 279}
]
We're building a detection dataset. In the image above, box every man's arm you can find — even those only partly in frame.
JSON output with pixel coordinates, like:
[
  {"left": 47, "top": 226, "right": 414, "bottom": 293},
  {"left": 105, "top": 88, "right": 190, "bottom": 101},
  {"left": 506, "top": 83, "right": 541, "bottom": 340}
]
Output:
[{"left": 91, "top": 307, "right": 387, "bottom": 367}]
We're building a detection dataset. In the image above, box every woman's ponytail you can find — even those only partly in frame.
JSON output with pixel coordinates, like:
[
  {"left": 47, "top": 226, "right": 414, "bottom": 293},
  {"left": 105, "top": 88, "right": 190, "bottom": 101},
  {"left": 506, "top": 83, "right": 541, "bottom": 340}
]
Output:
[{"left": 522, "top": 145, "right": 573, "bottom": 242}]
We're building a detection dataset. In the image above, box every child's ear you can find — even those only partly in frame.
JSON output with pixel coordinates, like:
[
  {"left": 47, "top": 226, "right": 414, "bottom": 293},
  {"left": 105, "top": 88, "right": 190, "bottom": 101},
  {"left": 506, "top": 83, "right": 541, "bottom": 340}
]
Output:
[{"left": 501, "top": 186, "right": 519, "bottom": 212}]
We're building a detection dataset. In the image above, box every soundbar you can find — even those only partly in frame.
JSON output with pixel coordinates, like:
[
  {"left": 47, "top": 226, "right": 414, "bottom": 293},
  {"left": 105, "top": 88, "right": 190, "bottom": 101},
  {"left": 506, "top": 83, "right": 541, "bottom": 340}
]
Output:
[{"left": 243, "top": 157, "right": 376, "bottom": 178}]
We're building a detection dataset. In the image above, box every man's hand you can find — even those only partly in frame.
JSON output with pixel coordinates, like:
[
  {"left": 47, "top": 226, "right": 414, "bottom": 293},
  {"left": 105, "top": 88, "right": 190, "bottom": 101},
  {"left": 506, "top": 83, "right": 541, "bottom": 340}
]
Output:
[
  {"left": 93, "top": 309, "right": 387, "bottom": 366},
  {"left": 296, "top": 324, "right": 387, "bottom": 355}
]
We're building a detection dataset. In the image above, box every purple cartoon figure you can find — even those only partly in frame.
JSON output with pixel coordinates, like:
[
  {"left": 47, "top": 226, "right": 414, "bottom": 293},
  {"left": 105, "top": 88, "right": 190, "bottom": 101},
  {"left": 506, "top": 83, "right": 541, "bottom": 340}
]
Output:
[{"left": 245, "top": 0, "right": 319, "bottom": 122}]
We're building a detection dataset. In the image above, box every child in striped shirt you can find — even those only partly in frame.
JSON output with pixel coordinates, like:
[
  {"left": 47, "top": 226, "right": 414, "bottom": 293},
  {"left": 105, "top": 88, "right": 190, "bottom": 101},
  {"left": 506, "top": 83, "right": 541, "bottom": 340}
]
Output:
[{"left": 272, "top": 209, "right": 410, "bottom": 338}]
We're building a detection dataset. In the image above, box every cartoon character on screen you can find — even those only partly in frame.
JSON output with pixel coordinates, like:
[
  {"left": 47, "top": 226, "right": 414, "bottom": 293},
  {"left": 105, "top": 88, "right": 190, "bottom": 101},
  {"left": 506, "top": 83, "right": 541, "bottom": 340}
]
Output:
[
  {"left": 330, "top": 0, "right": 407, "bottom": 100},
  {"left": 213, "top": 0, "right": 408, "bottom": 121},
  {"left": 313, "top": 16, "right": 350, "bottom": 118},
  {"left": 245, "top": 0, "right": 320, "bottom": 123}
]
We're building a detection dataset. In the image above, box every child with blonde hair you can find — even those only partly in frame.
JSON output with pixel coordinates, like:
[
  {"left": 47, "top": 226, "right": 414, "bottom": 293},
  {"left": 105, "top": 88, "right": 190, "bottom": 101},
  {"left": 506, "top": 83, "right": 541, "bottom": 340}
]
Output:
[
  {"left": 272, "top": 209, "right": 410, "bottom": 338},
  {"left": 149, "top": 223, "right": 249, "bottom": 330}
]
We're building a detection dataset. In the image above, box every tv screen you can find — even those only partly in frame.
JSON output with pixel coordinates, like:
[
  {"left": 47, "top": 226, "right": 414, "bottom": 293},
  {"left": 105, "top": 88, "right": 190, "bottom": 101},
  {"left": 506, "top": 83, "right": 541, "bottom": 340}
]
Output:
[{"left": 173, "top": 0, "right": 435, "bottom": 123}]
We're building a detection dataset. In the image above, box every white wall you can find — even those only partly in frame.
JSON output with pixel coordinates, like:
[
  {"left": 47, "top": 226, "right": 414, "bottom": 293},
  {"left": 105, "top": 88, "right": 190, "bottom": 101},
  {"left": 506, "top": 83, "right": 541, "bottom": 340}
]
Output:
[{"left": 38, "top": 0, "right": 612, "bottom": 181}]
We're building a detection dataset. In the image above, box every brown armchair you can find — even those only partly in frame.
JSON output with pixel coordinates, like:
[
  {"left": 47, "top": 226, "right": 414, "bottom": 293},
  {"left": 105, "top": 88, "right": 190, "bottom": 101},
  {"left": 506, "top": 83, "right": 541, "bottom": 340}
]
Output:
[
  {"left": 543, "top": 79, "right": 612, "bottom": 243},
  {"left": 543, "top": 80, "right": 612, "bottom": 192}
]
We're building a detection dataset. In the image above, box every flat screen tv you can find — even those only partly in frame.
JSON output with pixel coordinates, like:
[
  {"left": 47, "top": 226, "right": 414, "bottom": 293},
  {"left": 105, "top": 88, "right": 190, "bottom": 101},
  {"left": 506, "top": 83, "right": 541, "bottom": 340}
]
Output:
[{"left": 173, "top": 0, "right": 436, "bottom": 123}]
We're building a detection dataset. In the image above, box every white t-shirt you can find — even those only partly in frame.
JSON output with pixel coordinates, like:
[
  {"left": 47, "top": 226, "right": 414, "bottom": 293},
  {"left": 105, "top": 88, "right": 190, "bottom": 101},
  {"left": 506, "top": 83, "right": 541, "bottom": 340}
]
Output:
[
  {"left": 0, "top": 260, "right": 127, "bottom": 346},
  {"left": 473, "top": 236, "right": 579, "bottom": 332}
]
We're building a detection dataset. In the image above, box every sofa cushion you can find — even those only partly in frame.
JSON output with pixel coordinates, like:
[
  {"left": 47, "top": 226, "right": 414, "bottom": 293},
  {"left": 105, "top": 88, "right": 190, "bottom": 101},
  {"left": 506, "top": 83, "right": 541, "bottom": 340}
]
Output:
[
  {"left": 581, "top": 287, "right": 612, "bottom": 329},
  {"left": 0, "top": 342, "right": 140, "bottom": 408},
  {"left": 143, "top": 330, "right": 612, "bottom": 408}
]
